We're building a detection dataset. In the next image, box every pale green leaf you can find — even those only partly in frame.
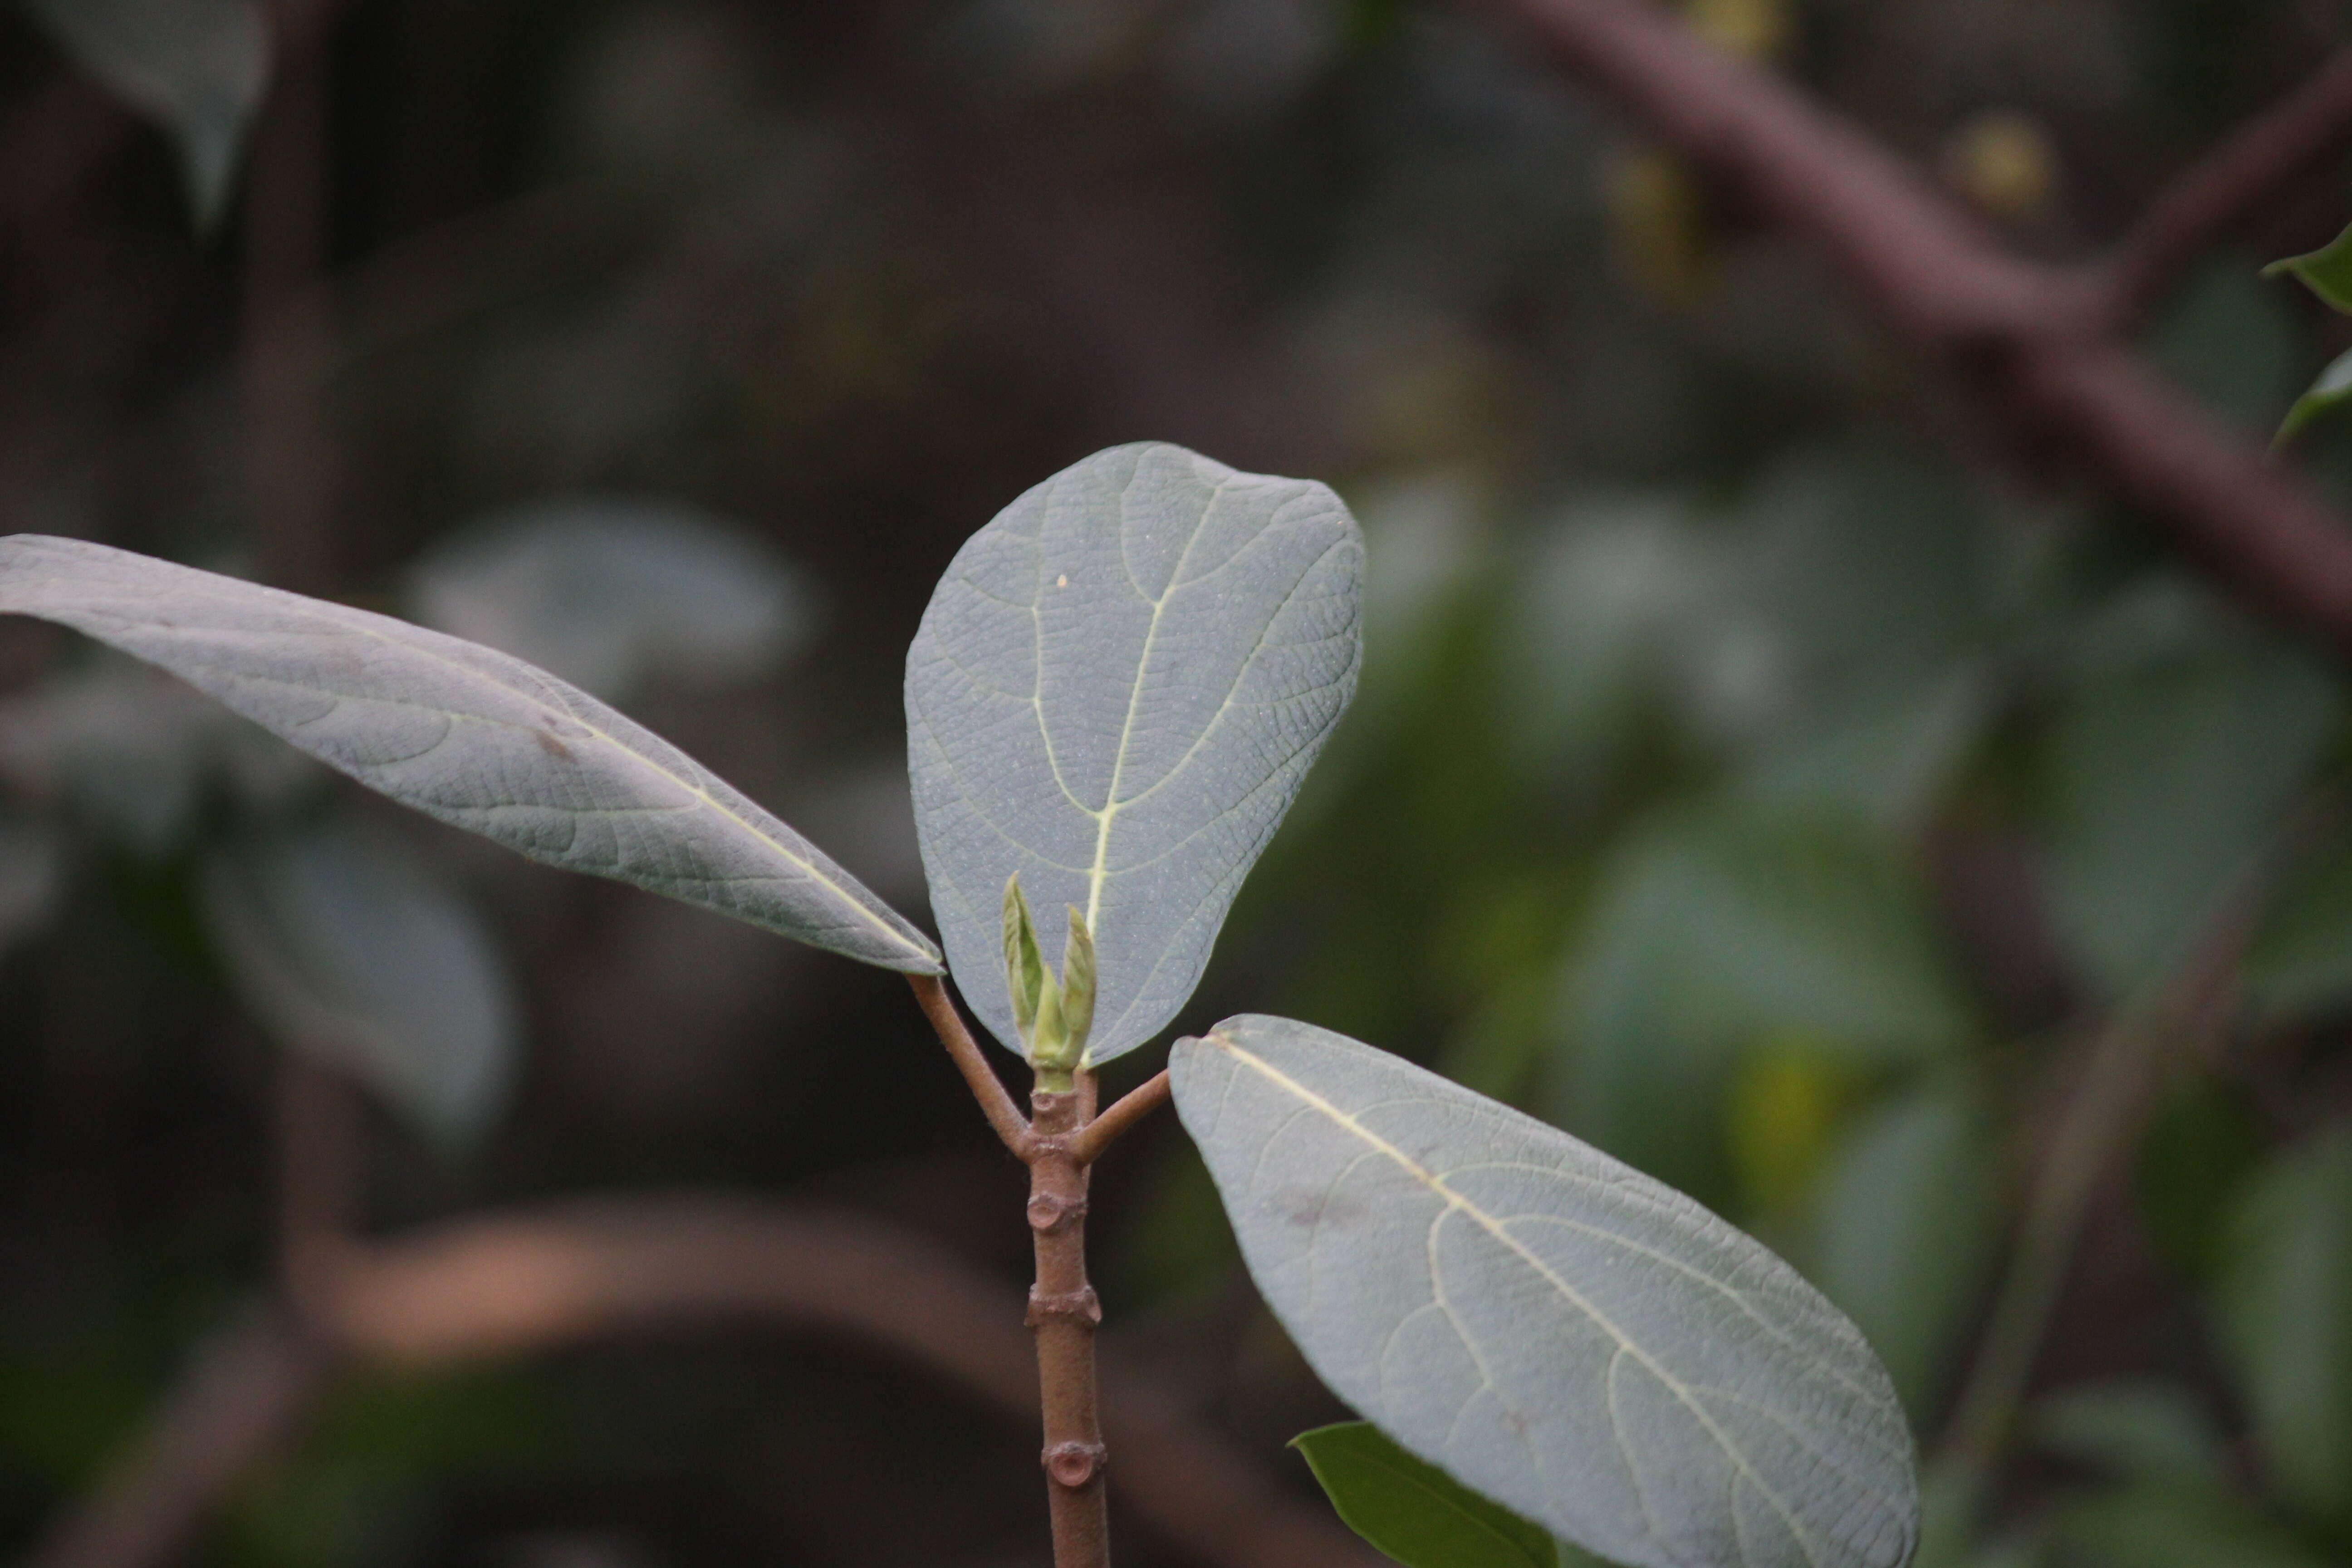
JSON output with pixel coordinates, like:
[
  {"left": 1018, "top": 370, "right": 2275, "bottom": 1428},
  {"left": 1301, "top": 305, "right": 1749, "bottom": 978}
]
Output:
[
  {"left": 19, "top": 0, "right": 270, "bottom": 225},
  {"left": 1174, "top": 1014, "right": 1919, "bottom": 1568},
  {"left": 1293, "top": 1421, "right": 1558, "bottom": 1568},
  {"left": 907, "top": 443, "right": 1362, "bottom": 1063},
  {"left": 202, "top": 816, "right": 518, "bottom": 1143},
  {"left": 0, "top": 535, "right": 941, "bottom": 973},
  {"left": 2245, "top": 826, "right": 2352, "bottom": 1018},
  {"left": 2215, "top": 1124, "right": 2352, "bottom": 1527}
]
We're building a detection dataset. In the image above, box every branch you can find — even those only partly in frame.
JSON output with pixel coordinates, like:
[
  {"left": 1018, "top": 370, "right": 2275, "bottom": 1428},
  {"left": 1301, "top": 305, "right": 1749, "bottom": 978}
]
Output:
[
  {"left": 1480, "top": 0, "right": 2352, "bottom": 654},
  {"left": 2092, "top": 48, "right": 2352, "bottom": 333},
  {"left": 24, "top": 1306, "right": 332, "bottom": 1568},
  {"left": 1069, "top": 1071, "right": 1171, "bottom": 1166},
  {"left": 29, "top": 1196, "right": 1377, "bottom": 1568},
  {"left": 910, "top": 973, "right": 1032, "bottom": 1155}
]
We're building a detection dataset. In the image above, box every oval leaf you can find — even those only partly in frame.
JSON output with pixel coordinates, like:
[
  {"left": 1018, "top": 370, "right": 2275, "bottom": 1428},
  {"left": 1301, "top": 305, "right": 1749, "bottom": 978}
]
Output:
[
  {"left": 1173, "top": 1014, "right": 1918, "bottom": 1568},
  {"left": 906, "top": 443, "right": 1362, "bottom": 1063},
  {"left": 1294, "top": 1421, "right": 1558, "bottom": 1568},
  {"left": 0, "top": 535, "right": 940, "bottom": 973},
  {"left": 202, "top": 816, "right": 519, "bottom": 1144}
]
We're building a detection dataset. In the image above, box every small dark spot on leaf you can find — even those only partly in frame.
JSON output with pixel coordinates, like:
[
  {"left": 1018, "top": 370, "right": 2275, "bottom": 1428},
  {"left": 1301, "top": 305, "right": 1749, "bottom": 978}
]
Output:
[
  {"left": 536, "top": 730, "right": 573, "bottom": 759},
  {"left": 1278, "top": 1186, "right": 1369, "bottom": 1229}
]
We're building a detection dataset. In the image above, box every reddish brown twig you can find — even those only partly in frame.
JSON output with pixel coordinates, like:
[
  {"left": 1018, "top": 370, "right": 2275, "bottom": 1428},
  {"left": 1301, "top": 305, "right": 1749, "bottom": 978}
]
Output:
[
  {"left": 28, "top": 1196, "right": 1372, "bottom": 1568},
  {"left": 909, "top": 979, "right": 1179, "bottom": 1568},
  {"left": 1483, "top": 0, "right": 2352, "bottom": 653},
  {"left": 1071, "top": 1071, "right": 1171, "bottom": 1166},
  {"left": 2091, "top": 48, "right": 2352, "bottom": 333},
  {"left": 910, "top": 973, "right": 1033, "bottom": 1154}
]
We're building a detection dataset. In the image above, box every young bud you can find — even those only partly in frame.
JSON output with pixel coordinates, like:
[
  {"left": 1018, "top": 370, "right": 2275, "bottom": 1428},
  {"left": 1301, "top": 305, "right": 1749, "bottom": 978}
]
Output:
[
  {"left": 1002, "top": 874, "right": 1047, "bottom": 1048},
  {"left": 1060, "top": 907, "right": 1096, "bottom": 1062}
]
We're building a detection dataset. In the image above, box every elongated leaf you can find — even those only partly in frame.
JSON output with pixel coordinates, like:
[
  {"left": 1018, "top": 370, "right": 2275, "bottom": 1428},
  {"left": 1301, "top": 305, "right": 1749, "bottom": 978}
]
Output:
[
  {"left": 0, "top": 536, "right": 940, "bottom": 972},
  {"left": 20, "top": 0, "right": 270, "bottom": 225},
  {"left": 1174, "top": 1014, "right": 1918, "bottom": 1568},
  {"left": 1293, "top": 1421, "right": 1558, "bottom": 1568},
  {"left": 202, "top": 816, "right": 519, "bottom": 1143},
  {"left": 2215, "top": 1124, "right": 2352, "bottom": 1527},
  {"left": 907, "top": 443, "right": 1362, "bottom": 1062}
]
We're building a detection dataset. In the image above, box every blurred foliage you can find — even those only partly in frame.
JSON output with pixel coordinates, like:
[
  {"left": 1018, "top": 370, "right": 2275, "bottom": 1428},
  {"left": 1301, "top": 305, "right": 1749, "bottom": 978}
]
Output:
[{"left": 6, "top": 0, "right": 2352, "bottom": 1566}]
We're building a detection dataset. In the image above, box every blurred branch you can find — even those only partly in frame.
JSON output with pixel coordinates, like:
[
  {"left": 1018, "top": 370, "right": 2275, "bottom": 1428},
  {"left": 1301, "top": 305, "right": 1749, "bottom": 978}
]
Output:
[
  {"left": 29, "top": 1195, "right": 1376, "bottom": 1568},
  {"left": 25, "top": 1305, "right": 330, "bottom": 1568},
  {"left": 1483, "top": 0, "right": 2352, "bottom": 652},
  {"left": 2092, "top": 49, "right": 2352, "bottom": 333},
  {"left": 1939, "top": 869, "right": 2265, "bottom": 1474}
]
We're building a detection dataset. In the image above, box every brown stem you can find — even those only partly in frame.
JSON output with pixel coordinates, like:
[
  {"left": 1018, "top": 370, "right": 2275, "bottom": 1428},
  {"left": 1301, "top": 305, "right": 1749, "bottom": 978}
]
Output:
[
  {"left": 909, "top": 973, "right": 1032, "bottom": 1154},
  {"left": 1477, "top": 0, "right": 2352, "bottom": 654},
  {"left": 1028, "top": 1089, "right": 1111, "bottom": 1568},
  {"left": 2091, "top": 47, "right": 2352, "bottom": 333},
  {"left": 28, "top": 1196, "right": 1378, "bottom": 1568},
  {"left": 1069, "top": 1071, "right": 1171, "bottom": 1166}
]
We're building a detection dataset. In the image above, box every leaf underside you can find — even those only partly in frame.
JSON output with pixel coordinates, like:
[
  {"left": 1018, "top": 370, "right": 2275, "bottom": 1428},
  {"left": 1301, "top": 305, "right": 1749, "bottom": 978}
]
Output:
[
  {"left": 906, "top": 442, "right": 1363, "bottom": 1063},
  {"left": 1172, "top": 1014, "right": 1918, "bottom": 1568},
  {"left": 0, "top": 535, "right": 941, "bottom": 973}
]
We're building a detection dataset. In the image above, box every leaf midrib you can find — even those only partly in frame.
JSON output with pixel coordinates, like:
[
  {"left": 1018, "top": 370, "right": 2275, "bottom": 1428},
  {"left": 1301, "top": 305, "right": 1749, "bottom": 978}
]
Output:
[
  {"left": 32, "top": 549, "right": 938, "bottom": 968},
  {"left": 1205, "top": 1030, "right": 1825, "bottom": 1568}
]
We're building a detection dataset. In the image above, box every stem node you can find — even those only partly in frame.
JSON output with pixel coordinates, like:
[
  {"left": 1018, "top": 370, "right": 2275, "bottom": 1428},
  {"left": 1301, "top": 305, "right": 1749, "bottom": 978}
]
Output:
[{"left": 1044, "top": 1441, "right": 1109, "bottom": 1489}]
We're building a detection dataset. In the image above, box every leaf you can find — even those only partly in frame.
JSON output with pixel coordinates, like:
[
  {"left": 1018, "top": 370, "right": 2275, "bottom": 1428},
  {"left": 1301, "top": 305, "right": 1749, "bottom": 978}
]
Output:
[
  {"left": 2150, "top": 258, "right": 2302, "bottom": 433},
  {"left": 2045, "top": 601, "right": 2332, "bottom": 998},
  {"left": 407, "top": 499, "right": 813, "bottom": 701},
  {"left": 2215, "top": 1123, "right": 2352, "bottom": 1527},
  {"left": 201, "top": 816, "right": 519, "bottom": 1143},
  {"left": 0, "top": 535, "right": 941, "bottom": 973},
  {"left": 1559, "top": 807, "right": 1973, "bottom": 1204},
  {"left": 1811, "top": 1077, "right": 1999, "bottom": 1421},
  {"left": 2031, "top": 1382, "right": 2228, "bottom": 1493},
  {"left": 2273, "top": 347, "right": 2352, "bottom": 450},
  {"left": 906, "top": 443, "right": 1363, "bottom": 1063},
  {"left": 1292, "top": 1421, "right": 1558, "bottom": 1568},
  {"left": 2244, "top": 823, "right": 2352, "bottom": 1018},
  {"left": 1173, "top": 1014, "right": 1919, "bottom": 1568},
  {"left": 2265, "top": 221, "right": 2352, "bottom": 315},
  {"left": 19, "top": 0, "right": 271, "bottom": 225}
]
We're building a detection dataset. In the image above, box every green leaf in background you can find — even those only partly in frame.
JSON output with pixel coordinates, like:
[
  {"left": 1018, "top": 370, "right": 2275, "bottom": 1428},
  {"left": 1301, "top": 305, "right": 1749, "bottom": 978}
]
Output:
[
  {"left": 1172, "top": 1014, "right": 1919, "bottom": 1568},
  {"left": 2133, "top": 1084, "right": 2264, "bottom": 1283},
  {"left": 2151, "top": 258, "right": 2302, "bottom": 433},
  {"left": 2244, "top": 823, "right": 2352, "bottom": 1020},
  {"left": 201, "top": 815, "right": 519, "bottom": 1143},
  {"left": 18, "top": 0, "right": 271, "bottom": 225},
  {"left": 2272, "top": 347, "right": 2352, "bottom": 450},
  {"left": 1811, "top": 1076, "right": 1999, "bottom": 1421},
  {"left": 407, "top": 499, "right": 813, "bottom": 701},
  {"left": 906, "top": 443, "right": 1362, "bottom": 1063},
  {"left": 0, "top": 535, "right": 941, "bottom": 973},
  {"left": 1293, "top": 1421, "right": 1558, "bottom": 1568},
  {"left": 2264, "top": 221, "right": 2352, "bottom": 315},
  {"left": 2215, "top": 1123, "right": 2352, "bottom": 1529},
  {"left": 2045, "top": 599, "right": 2333, "bottom": 999},
  {"left": 1560, "top": 807, "right": 1973, "bottom": 1204},
  {"left": 2032, "top": 1381, "right": 2228, "bottom": 1494}
]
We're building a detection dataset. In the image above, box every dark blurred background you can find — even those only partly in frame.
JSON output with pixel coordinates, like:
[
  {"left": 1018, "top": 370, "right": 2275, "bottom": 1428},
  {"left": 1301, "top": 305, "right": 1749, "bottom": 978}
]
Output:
[{"left": 6, "top": 2, "right": 2352, "bottom": 1566}]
